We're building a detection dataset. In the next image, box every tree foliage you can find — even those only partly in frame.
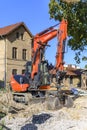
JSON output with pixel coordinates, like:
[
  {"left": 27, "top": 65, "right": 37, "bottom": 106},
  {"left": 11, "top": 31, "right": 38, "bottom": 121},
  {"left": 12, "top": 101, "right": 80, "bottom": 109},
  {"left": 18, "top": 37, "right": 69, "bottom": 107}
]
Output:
[{"left": 49, "top": 0, "right": 87, "bottom": 63}]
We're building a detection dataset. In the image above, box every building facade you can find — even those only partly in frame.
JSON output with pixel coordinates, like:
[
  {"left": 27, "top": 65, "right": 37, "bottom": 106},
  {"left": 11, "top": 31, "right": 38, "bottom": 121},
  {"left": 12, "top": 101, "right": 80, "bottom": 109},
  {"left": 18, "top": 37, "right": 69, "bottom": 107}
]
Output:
[
  {"left": 63, "top": 64, "right": 82, "bottom": 88},
  {"left": 49, "top": 64, "right": 82, "bottom": 88},
  {"left": 0, "top": 22, "right": 33, "bottom": 87}
]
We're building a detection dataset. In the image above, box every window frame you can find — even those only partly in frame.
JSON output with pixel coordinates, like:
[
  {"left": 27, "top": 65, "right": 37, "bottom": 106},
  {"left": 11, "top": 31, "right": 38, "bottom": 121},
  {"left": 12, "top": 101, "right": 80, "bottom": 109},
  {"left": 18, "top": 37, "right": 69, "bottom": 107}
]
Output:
[
  {"left": 22, "top": 69, "right": 25, "bottom": 74},
  {"left": 12, "top": 69, "right": 17, "bottom": 75},
  {"left": 16, "top": 32, "right": 19, "bottom": 39},
  {"left": 12, "top": 47, "right": 17, "bottom": 59},
  {"left": 22, "top": 49, "right": 27, "bottom": 60}
]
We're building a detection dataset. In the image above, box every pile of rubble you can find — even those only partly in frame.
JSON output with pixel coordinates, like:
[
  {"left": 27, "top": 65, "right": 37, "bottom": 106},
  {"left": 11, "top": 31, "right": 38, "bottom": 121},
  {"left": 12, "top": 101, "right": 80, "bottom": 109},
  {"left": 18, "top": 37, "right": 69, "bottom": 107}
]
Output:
[{"left": 0, "top": 90, "right": 87, "bottom": 130}]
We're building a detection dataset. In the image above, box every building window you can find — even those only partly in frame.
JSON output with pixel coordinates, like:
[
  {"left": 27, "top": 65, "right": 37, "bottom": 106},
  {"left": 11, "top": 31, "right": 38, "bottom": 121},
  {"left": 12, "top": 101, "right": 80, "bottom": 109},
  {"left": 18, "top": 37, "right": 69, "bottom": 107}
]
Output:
[
  {"left": 21, "top": 33, "right": 24, "bottom": 40},
  {"left": 12, "top": 47, "right": 17, "bottom": 59},
  {"left": 22, "top": 69, "right": 25, "bottom": 74},
  {"left": 12, "top": 69, "right": 17, "bottom": 75},
  {"left": 16, "top": 32, "right": 19, "bottom": 39},
  {"left": 22, "top": 49, "right": 27, "bottom": 60}
]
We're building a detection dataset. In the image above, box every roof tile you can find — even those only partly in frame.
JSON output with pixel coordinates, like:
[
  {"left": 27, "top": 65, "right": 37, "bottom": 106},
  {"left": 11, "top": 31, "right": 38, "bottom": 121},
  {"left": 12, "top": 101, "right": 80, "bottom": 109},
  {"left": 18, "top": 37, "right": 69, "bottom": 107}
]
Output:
[
  {"left": 0, "top": 22, "right": 33, "bottom": 37},
  {"left": 0, "top": 22, "right": 23, "bottom": 36}
]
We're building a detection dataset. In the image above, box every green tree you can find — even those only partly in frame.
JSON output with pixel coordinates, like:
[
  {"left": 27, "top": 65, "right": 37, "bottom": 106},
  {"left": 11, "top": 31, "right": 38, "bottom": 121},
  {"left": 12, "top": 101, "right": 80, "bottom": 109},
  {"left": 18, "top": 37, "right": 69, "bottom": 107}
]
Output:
[{"left": 49, "top": 0, "right": 87, "bottom": 64}]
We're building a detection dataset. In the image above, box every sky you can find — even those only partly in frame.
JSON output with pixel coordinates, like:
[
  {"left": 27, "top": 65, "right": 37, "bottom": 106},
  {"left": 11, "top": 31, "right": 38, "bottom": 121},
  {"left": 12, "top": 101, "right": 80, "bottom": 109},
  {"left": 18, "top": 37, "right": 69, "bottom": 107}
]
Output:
[{"left": 0, "top": 0, "right": 86, "bottom": 68}]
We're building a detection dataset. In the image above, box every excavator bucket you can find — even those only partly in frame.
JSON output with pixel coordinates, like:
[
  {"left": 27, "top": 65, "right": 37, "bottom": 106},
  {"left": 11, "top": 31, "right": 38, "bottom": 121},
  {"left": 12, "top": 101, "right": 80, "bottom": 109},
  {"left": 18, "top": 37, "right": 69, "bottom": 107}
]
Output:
[
  {"left": 46, "top": 96, "right": 62, "bottom": 110},
  {"left": 46, "top": 95, "right": 73, "bottom": 110}
]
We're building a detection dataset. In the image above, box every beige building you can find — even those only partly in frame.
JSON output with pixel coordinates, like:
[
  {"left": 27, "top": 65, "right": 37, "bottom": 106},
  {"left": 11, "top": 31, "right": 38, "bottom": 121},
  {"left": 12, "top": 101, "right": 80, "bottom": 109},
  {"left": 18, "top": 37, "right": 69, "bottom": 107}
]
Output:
[
  {"left": 50, "top": 64, "right": 82, "bottom": 88},
  {"left": 63, "top": 65, "right": 82, "bottom": 88},
  {"left": 0, "top": 22, "right": 33, "bottom": 87}
]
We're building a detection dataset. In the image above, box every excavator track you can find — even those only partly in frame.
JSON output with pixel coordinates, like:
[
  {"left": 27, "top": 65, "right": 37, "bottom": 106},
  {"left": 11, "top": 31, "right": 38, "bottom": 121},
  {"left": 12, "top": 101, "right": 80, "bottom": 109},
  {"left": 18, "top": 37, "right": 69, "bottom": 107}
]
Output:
[{"left": 13, "top": 92, "right": 46, "bottom": 105}]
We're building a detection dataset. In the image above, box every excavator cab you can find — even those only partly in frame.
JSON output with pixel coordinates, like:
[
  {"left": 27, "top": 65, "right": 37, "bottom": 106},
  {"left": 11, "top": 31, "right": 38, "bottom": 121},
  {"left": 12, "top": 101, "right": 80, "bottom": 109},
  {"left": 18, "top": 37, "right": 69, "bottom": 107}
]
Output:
[
  {"left": 26, "top": 60, "right": 50, "bottom": 90},
  {"left": 24, "top": 61, "right": 32, "bottom": 79},
  {"left": 39, "top": 60, "right": 50, "bottom": 86}
]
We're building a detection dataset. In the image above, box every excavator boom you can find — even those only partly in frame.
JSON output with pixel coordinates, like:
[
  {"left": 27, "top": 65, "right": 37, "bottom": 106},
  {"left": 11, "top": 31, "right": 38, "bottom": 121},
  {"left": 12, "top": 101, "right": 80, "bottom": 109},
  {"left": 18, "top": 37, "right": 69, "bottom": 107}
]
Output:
[
  {"left": 32, "top": 19, "right": 67, "bottom": 78},
  {"left": 56, "top": 19, "right": 67, "bottom": 71}
]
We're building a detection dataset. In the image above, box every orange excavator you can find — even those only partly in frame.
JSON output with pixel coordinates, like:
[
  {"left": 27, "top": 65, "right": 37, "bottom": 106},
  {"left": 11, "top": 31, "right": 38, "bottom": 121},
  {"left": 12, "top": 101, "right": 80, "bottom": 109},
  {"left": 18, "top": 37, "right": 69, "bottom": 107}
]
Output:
[{"left": 10, "top": 19, "right": 69, "bottom": 104}]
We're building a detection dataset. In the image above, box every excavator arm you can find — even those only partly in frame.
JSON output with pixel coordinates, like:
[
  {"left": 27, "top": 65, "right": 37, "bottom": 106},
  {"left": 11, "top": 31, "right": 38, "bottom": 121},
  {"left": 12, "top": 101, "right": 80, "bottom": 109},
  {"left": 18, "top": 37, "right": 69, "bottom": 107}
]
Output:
[
  {"left": 56, "top": 19, "right": 67, "bottom": 71},
  {"left": 31, "top": 29, "right": 58, "bottom": 78},
  {"left": 31, "top": 19, "right": 67, "bottom": 79}
]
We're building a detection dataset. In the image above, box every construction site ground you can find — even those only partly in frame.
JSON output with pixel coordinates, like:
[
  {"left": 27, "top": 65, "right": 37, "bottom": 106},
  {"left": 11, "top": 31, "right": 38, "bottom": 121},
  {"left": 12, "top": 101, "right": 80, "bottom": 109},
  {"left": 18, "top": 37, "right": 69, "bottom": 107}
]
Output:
[{"left": 0, "top": 90, "right": 87, "bottom": 130}]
